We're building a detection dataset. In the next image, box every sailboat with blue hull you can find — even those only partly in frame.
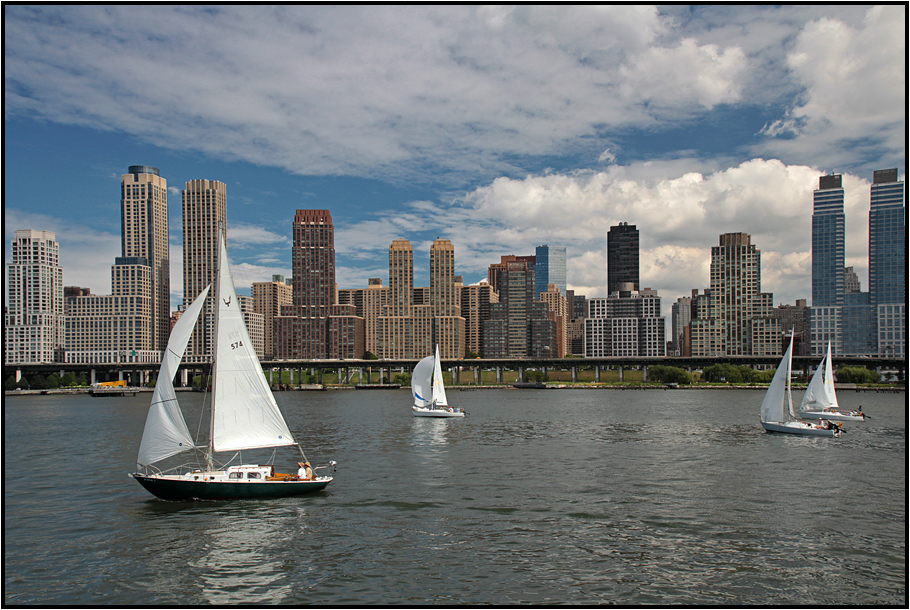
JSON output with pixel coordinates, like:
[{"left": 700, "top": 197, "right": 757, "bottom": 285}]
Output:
[{"left": 131, "top": 230, "right": 334, "bottom": 500}]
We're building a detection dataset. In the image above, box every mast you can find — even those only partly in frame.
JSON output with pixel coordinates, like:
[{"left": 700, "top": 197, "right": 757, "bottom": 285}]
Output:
[{"left": 207, "top": 225, "right": 225, "bottom": 468}]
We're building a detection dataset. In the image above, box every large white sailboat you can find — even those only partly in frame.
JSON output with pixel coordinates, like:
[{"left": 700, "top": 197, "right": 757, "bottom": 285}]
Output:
[
  {"left": 131, "top": 231, "right": 334, "bottom": 500},
  {"left": 760, "top": 335, "right": 841, "bottom": 436},
  {"left": 411, "top": 345, "right": 465, "bottom": 418},
  {"left": 798, "top": 342, "right": 867, "bottom": 421}
]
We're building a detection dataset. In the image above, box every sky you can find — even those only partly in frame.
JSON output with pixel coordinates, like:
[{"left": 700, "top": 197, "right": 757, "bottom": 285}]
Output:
[{"left": 4, "top": 5, "right": 906, "bottom": 319}]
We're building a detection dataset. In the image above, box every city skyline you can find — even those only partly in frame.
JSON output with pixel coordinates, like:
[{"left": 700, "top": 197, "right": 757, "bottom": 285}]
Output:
[{"left": 4, "top": 5, "right": 905, "bottom": 316}]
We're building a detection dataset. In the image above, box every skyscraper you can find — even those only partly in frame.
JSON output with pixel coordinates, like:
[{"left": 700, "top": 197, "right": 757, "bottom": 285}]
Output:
[
  {"left": 607, "top": 223, "right": 639, "bottom": 294},
  {"left": 430, "top": 238, "right": 465, "bottom": 358},
  {"left": 275, "top": 209, "right": 363, "bottom": 359},
  {"left": 121, "top": 165, "right": 170, "bottom": 352},
  {"left": 869, "top": 168, "right": 905, "bottom": 357},
  {"left": 64, "top": 167, "right": 167, "bottom": 366},
  {"left": 811, "top": 174, "right": 845, "bottom": 307},
  {"left": 535, "top": 245, "right": 567, "bottom": 298},
  {"left": 690, "top": 233, "right": 779, "bottom": 356},
  {"left": 5, "top": 230, "right": 64, "bottom": 364},
  {"left": 182, "top": 179, "right": 227, "bottom": 362},
  {"left": 483, "top": 258, "right": 555, "bottom": 358}
]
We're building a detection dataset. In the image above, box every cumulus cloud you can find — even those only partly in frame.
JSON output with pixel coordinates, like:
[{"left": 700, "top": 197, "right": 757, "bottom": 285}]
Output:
[
  {"left": 334, "top": 158, "right": 881, "bottom": 318},
  {"left": 4, "top": 5, "right": 751, "bottom": 183},
  {"left": 756, "top": 5, "right": 905, "bottom": 168}
]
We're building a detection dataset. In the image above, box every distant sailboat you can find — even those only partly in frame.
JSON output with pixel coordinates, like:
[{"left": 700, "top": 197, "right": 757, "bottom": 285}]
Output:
[
  {"left": 799, "top": 342, "right": 867, "bottom": 421},
  {"left": 411, "top": 345, "right": 465, "bottom": 418},
  {"left": 131, "top": 230, "right": 334, "bottom": 499},
  {"left": 760, "top": 334, "right": 840, "bottom": 436}
]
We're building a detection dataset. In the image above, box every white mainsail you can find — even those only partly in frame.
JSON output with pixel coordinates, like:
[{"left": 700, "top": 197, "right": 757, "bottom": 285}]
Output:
[
  {"left": 211, "top": 233, "right": 296, "bottom": 453},
  {"left": 137, "top": 285, "right": 210, "bottom": 467},
  {"left": 800, "top": 342, "right": 840, "bottom": 414},
  {"left": 412, "top": 355, "right": 435, "bottom": 407},
  {"left": 431, "top": 345, "right": 448, "bottom": 406},
  {"left": 760, "top": 334, "right": 794, "bottom": 424}
]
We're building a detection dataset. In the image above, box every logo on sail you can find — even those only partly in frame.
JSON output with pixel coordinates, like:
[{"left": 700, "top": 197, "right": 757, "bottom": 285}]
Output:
[{"left": 223, "top": 296, "right": 231, "bottom": 307}]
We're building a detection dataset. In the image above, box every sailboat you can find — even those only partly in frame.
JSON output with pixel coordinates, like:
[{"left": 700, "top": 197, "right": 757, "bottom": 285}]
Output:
[
  {"left": 760, "top": 334, "right": 840, "bottom": 436},
  {"left": 798, "top": 342, "right": 867, "bottom": 421},
  {"left": 131, "top": 230, "right": 334, "bottom": 500},
  {"left": 411, "top": 345, "right": 465, "bottom": 417}
]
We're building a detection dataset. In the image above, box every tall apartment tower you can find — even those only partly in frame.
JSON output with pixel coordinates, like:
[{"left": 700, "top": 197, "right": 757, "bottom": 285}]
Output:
[
  {"left": 483, "top": 258, "right": 555, "bottom": 358},
  {"left": 812, "top": 175, "right": 845, "bottom": 307},
  {"left": 5, "top": 230, "right": 64, "bottom": 364},
  {"left": 607, "top": 223, "right": 639, "bottom": 294},
  {"left": 430, "top": 238, "right": 465, "bottom": 358},
  {"left": 869, "top": 168, "right": 905, "bottom": 357},
  {"left": 276, "top": 210, "right": 363, "bottom": 359},
  {"left": 121, "top": 166, "right": 170, "bottom": 352},
  {"left": 182, "top": 179, "right": 227, "bottom": 361},
  {"left": 535, "top": 245, "right": 567, "bottom": 298},
  {"left": 461, "top": 280, "right": 498, "bottom": 357},
  {"left": 690, "top": 233, "right": 780, "bottom": 356},
  {"left": 378, "top": 239, "right": 416, "bottom": 359}
]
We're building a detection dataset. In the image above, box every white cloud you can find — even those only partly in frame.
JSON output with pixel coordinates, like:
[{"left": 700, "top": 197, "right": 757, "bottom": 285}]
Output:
[
  {"left": 4, "top": 5, "right": 753, "bottom": 182},
  {"left": 756, "top": 6, "right": 905, "bottom": 168}
]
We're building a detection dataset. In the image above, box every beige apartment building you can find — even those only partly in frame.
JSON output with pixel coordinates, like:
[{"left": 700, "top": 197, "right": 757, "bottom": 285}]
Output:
[
  {"left": 121, "top": 166, "right": 170, "bottom": 352},
  {"left": 182, "top": 179, "right": 227, "bottom": 362},
  {"left": 252, "top": 277, "right": 292, "bottom": 359},
  {"left": 690, "top": 233, "right": 781, "bottom": 357},
  {"left": 6, "top": 230, "right": 65, "bottom": 364}
]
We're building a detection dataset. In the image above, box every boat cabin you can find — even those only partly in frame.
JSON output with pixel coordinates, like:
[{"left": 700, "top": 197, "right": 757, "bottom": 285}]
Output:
[{"left": 180, "top": 464, "right": 280, "bottom": 482}]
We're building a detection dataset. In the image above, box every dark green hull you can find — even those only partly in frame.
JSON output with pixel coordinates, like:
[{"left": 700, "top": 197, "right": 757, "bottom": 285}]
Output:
[{"left": 132, "top": 474, "right": 331, "bottom": 500}]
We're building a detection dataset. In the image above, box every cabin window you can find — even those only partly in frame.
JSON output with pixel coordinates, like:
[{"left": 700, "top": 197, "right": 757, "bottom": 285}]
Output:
[
  {"left": 229, "top": 472, "right": 243, "bottom": 479},
  {"left": 247, "top": 472, "right": 261, "bottom": 479}
]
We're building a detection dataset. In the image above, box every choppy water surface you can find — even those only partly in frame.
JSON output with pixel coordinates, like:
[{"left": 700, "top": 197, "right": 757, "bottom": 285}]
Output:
[{"left": 4, "top": 388, "right": 905, "bottom": 605}]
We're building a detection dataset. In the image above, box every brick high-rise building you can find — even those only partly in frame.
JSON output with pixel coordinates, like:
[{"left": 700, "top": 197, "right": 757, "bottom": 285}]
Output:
[{"left": 275, "top": 210, "right": 363, "bottom": 359}]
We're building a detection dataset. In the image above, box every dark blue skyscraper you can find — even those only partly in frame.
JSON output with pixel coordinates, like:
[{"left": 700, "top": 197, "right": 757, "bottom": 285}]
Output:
[
  {"left": 811, "top": 175, "right": 845, "bottom": 307},
  {"left": 535, "top": 245, "right": 567, "bottom": 298},
  {"left": 869, "top": 168, "right": 905, "bottom": 306},
  {"left": 869, "top": 168, "right": 905, "bottom": 358}
]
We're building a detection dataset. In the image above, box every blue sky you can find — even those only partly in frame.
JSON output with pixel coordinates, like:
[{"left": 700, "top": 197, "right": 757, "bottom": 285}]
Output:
[{"left": 4, "top": 5, "right": 905, "bottom": 316}]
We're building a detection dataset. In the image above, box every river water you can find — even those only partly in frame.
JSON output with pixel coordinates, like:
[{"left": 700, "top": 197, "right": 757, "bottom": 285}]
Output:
[{"left": 3, "top": 388, "right": 905, "bottom": 605}]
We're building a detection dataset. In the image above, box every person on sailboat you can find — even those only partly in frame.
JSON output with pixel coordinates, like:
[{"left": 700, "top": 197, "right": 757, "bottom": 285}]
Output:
[{"left": 297, "top": 462, "right": 313, "bottom": 481}]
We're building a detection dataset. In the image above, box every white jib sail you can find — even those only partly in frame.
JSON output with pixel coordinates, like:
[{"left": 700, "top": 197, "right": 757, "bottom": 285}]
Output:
[
  {"left": 412, "top": 355, "right": 435, "bottom": 407},
  {"left": 137, "top": 284, "right": 210, "bottom": 467},
  {"left": 760, "top": 335, "right": 793, "bottom": 423},
  {"left": 211, "top": 234, "right": 296, "bottom": 453},
  {"left": 822, "top": 342, "right": 839, "bottom": 409},
  {"left": 800, "top": 344, "right": 833, "bottom": 412},
  {"left": 431, "top": 345, "right": 448, "bottom": 407}
]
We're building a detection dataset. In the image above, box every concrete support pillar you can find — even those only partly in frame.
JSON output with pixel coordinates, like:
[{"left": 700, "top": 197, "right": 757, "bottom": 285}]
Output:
[
  {"left": 619, "top": 367, "right": 624, "bottom": 382},
  {"left": 474, "top": 366, "right": 480, "bottom": 385},
  {"left": 642, "top": 366, "right": 647, "bottom": 382},
  {"left": 497, "top": 367, "right": 503, "bottom": 383},
  {"left": 518, "top": 366, "right": 524, "bottom": 382},
  {"left": 572, "top": 366, "right": 577, "bottom": 383},
  {"left": 595, "top": 365, "right": 600, "bottom": 383},
  {"left": 318, "top": 369, "right": 323, "bottom": 384}
]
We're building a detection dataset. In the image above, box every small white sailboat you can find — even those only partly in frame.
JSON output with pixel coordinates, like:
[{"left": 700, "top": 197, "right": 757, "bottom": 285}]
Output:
[
  {"left": 798, "top": 342, "right": 867, "bottom": 421},
  {"left": 131, "top": 230, "right": 334, "bottom": 500},
  {"left": 411, "top": 345, "right": 465, "bottom": 418},
  {"left": 760, "top": 334, "right": 840, "bottom": 436}
]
